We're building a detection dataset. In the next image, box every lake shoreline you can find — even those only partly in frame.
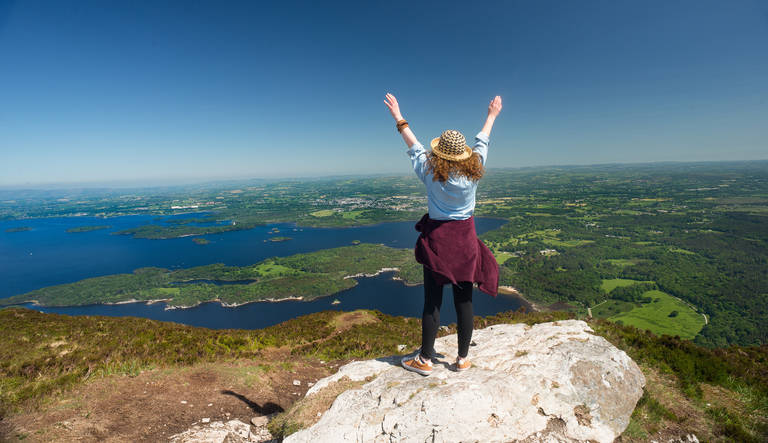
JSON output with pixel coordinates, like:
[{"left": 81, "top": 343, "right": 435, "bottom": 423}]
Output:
[
  {"left": 14, "top": 272, "right": 549, "bottom": 315},
  {"left": 498, "top": 286, "right": 542, "bottom": 313},
  {"left": 16, "top": 270, "right": 417, "bottom": 311}
]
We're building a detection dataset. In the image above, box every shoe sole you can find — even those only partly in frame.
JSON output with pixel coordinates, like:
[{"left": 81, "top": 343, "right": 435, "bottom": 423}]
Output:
[
  {"left": 454, "top": 360, "right": 471, "bottom": 372},
  {"left": 401, "top": 356, "right": 432, "bottom": 376}
]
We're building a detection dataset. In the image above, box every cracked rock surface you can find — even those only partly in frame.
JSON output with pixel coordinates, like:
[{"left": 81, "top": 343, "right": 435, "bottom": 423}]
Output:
[{"left": 285, "top": 319, "right": 645, "bottom": 443}]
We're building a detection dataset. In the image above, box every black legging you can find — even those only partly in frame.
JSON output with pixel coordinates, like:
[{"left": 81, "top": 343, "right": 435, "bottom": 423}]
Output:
[{"left": 420, "top": 266, "right": 474, "bottom": 361}]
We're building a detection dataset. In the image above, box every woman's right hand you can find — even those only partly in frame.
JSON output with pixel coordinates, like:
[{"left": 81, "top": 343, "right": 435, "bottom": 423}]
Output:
[
  {"left": 384, "top": 93, "right": 404, "bottom": 121},
  {"left": 488, "top": 96, "right": 502, "bottom": 119}
]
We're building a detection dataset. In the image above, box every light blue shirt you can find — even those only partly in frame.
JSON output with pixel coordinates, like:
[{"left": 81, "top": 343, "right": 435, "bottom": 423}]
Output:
[{"left": 407, "top": 131, "right": 489, "bottom": 220}]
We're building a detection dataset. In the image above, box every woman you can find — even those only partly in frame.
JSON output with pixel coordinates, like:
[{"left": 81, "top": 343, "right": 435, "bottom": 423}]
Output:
[{"left": 384, "top": 93, "right": 502, "bottom": 376}]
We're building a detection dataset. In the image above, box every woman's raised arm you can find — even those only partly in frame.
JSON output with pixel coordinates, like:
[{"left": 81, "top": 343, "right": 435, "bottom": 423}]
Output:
[
  {"left": 481, "top": 96, "right": 503, "bottom": 136},
  {"left": 384, "top": 93, "right": 418, "bottom": 148}
]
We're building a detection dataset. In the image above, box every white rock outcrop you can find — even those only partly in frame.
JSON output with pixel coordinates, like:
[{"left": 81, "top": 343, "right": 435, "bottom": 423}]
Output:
[
  {"left": 169, "top": 418, "right": 274, "bottom": 443},
  {"left": 286, "top": 319, "right": 646, "bottom": 443}
]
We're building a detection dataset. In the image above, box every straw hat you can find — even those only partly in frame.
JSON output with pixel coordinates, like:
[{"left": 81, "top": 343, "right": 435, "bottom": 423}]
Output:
[{"left": 430, "top": 130, "right": 472, "bottom": 161}]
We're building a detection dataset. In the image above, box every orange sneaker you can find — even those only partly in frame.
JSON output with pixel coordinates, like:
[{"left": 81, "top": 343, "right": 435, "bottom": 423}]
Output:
[
  {"left": 454, "top": 356, "right": 471, "bottom": 372},
  {"left": 401, "top": 353, "right": 433, "bottom": 376}
]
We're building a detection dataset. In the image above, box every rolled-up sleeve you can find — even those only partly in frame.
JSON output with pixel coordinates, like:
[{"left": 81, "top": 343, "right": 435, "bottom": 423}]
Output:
[
  {"left": 407, "top": 141, "right": 429, "bottom": 183},
  {"left": 473, "top": 132, "right": 490, "bottom": 166}
]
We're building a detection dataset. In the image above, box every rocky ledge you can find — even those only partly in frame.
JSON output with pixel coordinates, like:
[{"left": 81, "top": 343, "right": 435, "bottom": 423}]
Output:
[{"left": 286, "top": 319, "right": 646, "bottom": 443}]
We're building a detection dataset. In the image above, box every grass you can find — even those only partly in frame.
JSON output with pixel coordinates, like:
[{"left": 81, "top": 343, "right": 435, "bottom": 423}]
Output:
[
  {"left": 341, "top": 210, "right": 365, "bottom": 220},
  {"left": 510, "top": 229, "right": 593, "bottom": 248},
  {"left": 309, "top": 209, "right": 335, "bottom": 217},
  {"left": 493, "top": 251, "right": 514, "bottom": 265},
  {"left": 592, "top": 299, "right": 636, "bottom": 317},
  {"left": 546, "top": 238, "right": 594, "bottom": 247},
  {"left": 613, "top": 209, "right": 643, "bottom": 215},
  {"left": 607, "top": 290, "right": 705, "bottom": 340},
  {"left": 668, "top": 247, "right": 696, "bottom": 255},
  {"left": 252, "top": 262, "right": 297, "bottom": 278},
  {"left": 605, "top": 258, "right": 645, "bottom": 267},
  {"left": 600, "top": 278, "right": 654, "bottom": 293}
]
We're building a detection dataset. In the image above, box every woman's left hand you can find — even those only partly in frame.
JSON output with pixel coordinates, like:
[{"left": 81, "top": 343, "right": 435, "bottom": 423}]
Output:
[{"left": 384, "top": 93, "right": 404, "bottom": 121}]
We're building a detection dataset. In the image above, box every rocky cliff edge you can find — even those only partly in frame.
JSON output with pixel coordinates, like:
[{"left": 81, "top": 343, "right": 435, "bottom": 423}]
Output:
[{"left": 284, "top": 319, "right": 646, "bottom": 443}]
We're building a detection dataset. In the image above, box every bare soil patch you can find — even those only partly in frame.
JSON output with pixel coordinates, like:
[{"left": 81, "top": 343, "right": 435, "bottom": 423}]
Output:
[
  {"left": 331, "top": 310, "right": 379, "bottom": 332},
  {"left": 1, "top": 357, "right": 331, "bottom": 442}
]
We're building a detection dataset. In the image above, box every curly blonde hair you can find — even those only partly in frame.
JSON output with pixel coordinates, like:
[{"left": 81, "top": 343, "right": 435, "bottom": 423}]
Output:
[{"left": 426, "top": 151, "right": 484, "bottom": 183}]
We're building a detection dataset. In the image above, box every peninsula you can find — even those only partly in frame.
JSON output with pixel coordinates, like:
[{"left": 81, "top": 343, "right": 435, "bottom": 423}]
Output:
[{"left": 0, "top": 244, "right": 422, "bottom": 309}]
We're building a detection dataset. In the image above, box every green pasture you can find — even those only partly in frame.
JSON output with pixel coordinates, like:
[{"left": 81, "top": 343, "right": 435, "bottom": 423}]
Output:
[
  {"left": 309, "top": 209, "right": 335, "bottom": 217},
  {"left": 493, "top": 251, "right": 514, "bottom": 265},
  {"left": 668, "top": 247, "right": 696, "bottom": 255},
  {"left": 547, "top": 239, "right": 594, "bottom": 247},
  {"left": 253, "top": 262, "right": 298, "bottom": 278},
  {"left": 607, "top": 290, "right": 705, "bottom": 340},
  {"left": 341, "top": 210, "right": 365, "bottom": 220},
  {"left": 601, "top": 278, "right": 654, "bottom": 293},
  {"left": 515, "top": 229, "right": 593, "bottom": 248},
  {"left": 605, "top": 258, "right": 644, "bottom": 267},
  {"left": 140, "top": 287, "right": 181, "bottom": 298},
  {"left": 592, "top": 299, "right": 635, "bottom": 317}
]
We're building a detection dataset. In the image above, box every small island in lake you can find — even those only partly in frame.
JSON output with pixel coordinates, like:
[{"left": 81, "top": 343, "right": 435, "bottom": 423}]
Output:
[
  {"left": 5, "top": 226, "right": 32, "bottom": 233},
  {"left": 66, "top": 225, "right": 112, "bottom": 233},
  {"left": 267, "top": 236, "right": 292, "bottom": 242},
  {"left": 192, "top": 237, "right": 210, "bottom": 245},
  {"left": 113, "top": 223, "right": 256, "bottom": 239}
]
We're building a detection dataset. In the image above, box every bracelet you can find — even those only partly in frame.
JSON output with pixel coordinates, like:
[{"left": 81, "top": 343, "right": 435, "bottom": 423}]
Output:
[{"left": 396, "top": 119, "right": 408, "bottom": 133}]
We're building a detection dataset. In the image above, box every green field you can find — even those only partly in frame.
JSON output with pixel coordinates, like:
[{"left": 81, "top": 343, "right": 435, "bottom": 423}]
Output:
[
  {"left": 341, "top": 210, "right": 365, "bottom": 220},
  {"left": 310, "top": 209, "right": 335, "bottom": 217},
  {"left": 605, "top": 258, "right": 645, "bottom": 267},
  {"left": 600, "top": 278, "right": 654, "bottom": 293},
  {"left": 605, "top": 290, "right": 705, "bottom": 340},
  {"left": 668, "top": 247, "right": 696, "bottom": 255},
  {"left": 493, "top": 251, "right": 514, "bottom": 265},
  {"left": 546, "top": 238, "right": 594, "bottom": 247},
  {"left": 252, "top": 262, "right": 297, "bottom": 278}
]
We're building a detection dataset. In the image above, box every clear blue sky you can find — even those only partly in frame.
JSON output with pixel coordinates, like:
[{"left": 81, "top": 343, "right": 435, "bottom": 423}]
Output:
[{"left": 1, "top": 0, "right": 766, "bottom": 186}]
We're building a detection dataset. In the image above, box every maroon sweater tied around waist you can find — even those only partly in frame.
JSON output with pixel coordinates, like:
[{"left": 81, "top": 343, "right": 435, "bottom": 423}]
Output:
[{"left": 414, "top": 213, "right": 499, "bottom": 297}]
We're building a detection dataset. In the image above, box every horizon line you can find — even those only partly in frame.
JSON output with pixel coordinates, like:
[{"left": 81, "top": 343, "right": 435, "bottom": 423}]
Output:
[{"left": 1, "top": 158, "right": 767, "bottom": 191}]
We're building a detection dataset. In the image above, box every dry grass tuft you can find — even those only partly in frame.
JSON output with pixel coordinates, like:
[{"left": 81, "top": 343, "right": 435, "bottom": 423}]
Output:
[{"left": 267, "top": 375, "right": 375, "bottom": 438}]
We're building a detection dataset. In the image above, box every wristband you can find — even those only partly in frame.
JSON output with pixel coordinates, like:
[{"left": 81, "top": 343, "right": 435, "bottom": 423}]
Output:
[{"left": 396, "top": 119, "right": 408, "bottom": 132}]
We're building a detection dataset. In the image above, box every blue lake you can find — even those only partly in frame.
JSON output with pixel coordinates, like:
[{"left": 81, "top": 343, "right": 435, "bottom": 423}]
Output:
[
  {"left": 24, "top": 272, "right": 527, "bottom": 330},
  {"left": 0, "top": 215, "right": 526, "bottom": 329}
]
